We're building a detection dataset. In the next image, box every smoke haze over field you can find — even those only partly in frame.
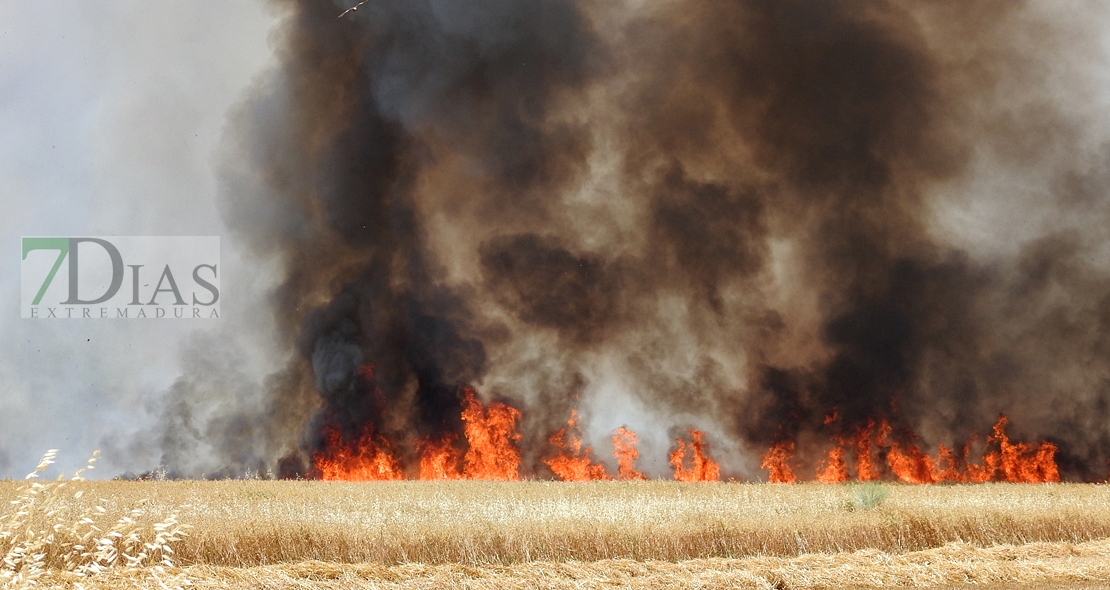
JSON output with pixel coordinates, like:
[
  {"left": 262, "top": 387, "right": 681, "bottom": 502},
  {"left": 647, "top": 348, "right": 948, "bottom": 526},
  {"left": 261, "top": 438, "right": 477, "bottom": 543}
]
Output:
[
  {"left": 0, "top": 1, "right": 277, "bottom": 479},
  {"left": 181, "top": 0, "right": 1110, "bottom": 481},
  {"left": 7, "top": 1, "right": 1110, "bottom": 481}
]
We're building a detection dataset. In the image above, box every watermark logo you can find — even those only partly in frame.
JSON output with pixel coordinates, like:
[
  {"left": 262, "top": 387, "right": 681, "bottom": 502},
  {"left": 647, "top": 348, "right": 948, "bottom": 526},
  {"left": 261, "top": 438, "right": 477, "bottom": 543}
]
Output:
[{"left": 21, "top": 236, "right": 220, "bottom": 319}]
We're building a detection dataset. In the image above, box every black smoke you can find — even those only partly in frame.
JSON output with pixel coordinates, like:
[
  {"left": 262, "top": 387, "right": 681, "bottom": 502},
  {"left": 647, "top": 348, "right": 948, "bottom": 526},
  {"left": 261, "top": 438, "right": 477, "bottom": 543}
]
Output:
[{"left": 193, "top": 0, "right": 1110, "bottom": 480}]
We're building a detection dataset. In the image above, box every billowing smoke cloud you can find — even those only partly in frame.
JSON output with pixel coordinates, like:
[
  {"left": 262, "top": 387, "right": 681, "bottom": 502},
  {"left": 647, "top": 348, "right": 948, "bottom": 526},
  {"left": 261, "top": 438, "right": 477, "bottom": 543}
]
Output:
[{"left": 184, "top": 0, "right": 1110, "bottom": 480}]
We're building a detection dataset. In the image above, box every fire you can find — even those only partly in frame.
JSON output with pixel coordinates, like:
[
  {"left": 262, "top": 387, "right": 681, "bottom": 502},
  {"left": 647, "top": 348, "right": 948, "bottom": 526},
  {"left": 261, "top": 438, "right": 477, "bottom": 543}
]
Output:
[
  {"left": 544, "top": 410, "right": 611, "bottom": 481},
  {"left": 815, "top": 444, "right": 849, "bottom": 483},
  {"left": 760, "top": 441, "right": 797, "bottom": 483},
  {"left": 670, "top": 429, "right": 720, "bottom": 482},
  {"left": 460, "top": 386, "right": 523, "bottom": 480},
  {"left": 313, "top": 386, "right": 522, "bottom": 481},
  {"left": 854, "top": 421, "right": 880, "bottom": 481},
  {"left": 762, "top": 414, "right": 1059, "bottom": 483},
  {"left": 313, "top": 425, "right": 403, "bottom": 481},
  {"left": 986, "top": 415, "right": 1059, "bottom": 483},
  {"left": 877, "top": 420, "right": 938, "bottom": 484},
  {"left": 311, "top": 375, "right": 1060, "bottom": 485},
  {"left": 933, "top": 444, "right": 962, "bottom": 482},
  {"left": 417, "top": 434, "right": 462, "bottom": 480},
  {"left": 815, "top": 410, "right": 850, "bottom": 483},
  {"left": 612, "top": 426, "right": 648, "bottom": 480}
]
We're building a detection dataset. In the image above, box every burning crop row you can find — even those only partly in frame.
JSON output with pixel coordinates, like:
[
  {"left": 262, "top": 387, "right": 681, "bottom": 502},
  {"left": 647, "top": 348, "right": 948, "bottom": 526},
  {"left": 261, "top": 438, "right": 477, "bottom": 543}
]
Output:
[
  {"left": 312, "top": 376, "right": 1058, "bottom": 484},
  {"left": 762, "top": 415, "right": 1059, "bottom": 485},
  {"left": 166, "top": 0, "right": 1110, "bottom": 486}
]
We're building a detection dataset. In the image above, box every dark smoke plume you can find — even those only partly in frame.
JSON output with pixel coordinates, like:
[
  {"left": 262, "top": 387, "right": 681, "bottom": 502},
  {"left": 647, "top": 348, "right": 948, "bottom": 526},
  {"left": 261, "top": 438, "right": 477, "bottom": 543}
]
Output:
[{"left": 184, "top": 0, "right": 1110, "bottom": 480}]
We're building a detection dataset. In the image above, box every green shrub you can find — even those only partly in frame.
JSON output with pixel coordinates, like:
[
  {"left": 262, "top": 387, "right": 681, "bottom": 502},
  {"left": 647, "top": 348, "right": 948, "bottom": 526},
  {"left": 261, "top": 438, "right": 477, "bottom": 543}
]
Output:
[{"left": 848, "top": 482, "right": 892, "bottom": 511}]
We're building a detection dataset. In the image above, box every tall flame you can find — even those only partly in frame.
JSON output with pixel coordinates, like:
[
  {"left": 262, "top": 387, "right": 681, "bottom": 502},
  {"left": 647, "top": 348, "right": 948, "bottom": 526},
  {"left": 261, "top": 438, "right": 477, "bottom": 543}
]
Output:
[
  {"left": 877, "top": 420, "right": 938, "bottom": 484},
  {"left": 987, "top": 415, "right": 1059, "bottom": 483},
  {"left": 417, "top": 434, "right": 463, "bottom": 480},
  {"left": 854, "top": 421, "right": 879, "bottom": 481},
  {"left": 815, "top": 444, "right": 849, "bottom": 483},
  {"left": 933, "top": 444, "right": 962, "bottom": 482},
  {"left": 544, "top": 410, "right": 611, "bottom": 481},
  {"left": 612, "top": 426, "right": 648, "bottom": 480},
  {"left": 460, "top": 386, "right": 523, "bottom": 480},
  {"left": 312, "top": 425, "right": 403, "bottom": 481},
  {"left": 816, "top": 411, "right": 850, "bottom": 483},
  {"left": 760, "top": 441, "right": 797, "bottom": 483},
  {"left": 670, "top": 429, "right": 720, "bottom": 482}
]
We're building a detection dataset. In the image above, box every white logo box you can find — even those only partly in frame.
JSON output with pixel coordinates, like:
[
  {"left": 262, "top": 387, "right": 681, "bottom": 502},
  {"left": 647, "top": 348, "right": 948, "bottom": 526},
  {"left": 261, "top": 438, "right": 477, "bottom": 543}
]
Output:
[{"left": 21, "top": 236, "right": 220, "bottom": 319}]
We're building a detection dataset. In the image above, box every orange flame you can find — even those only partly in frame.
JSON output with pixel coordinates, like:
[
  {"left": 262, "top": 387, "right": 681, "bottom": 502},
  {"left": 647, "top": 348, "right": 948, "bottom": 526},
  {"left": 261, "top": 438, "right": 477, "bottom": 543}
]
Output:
[
  {"left": 854, "top": 421, "right": 879, "bottom": 481},
  {"left": 963, "top": 439, "right": 997, "bottom": 483},
  {"left": 313, "top": 424, "right": 403, "bottom": 481},
  {"left": 761, "top": 441, "right": 797, "bottom": 483},
  {"left": 877, "top": 420, "right": 937, "bottom": 484},
  {"left": 312, "top": 377, "right": 1059, "bottom": 485},
  {"left": 612, "top": 426, "right": 648, "bottom": 480},
  {"left": 986, "top": 415, "right": 1059, "bottom": 483},
  {"left": 544, "top": 410, "right": 611, "bottom": 481},
  {"left": 759, "top": 439, "right": 794, "bottom": 481},
  {"left": 460, "top": 386, "right": 523, "bottom": 480},
  {"left": 933, "top": 444, "right": 963, "bottom": 482},
  {"left": 764, "top": 414, "right": 1059, "bottom": 484},
  {"left": 417, "top": 434, "right": 462, "bottom": 480},
  {"left": 670, "top": 429, "right": 720, "bottom": 482},
  {"left": 815, "top": 444, "right": 849, "bottom": 483}
]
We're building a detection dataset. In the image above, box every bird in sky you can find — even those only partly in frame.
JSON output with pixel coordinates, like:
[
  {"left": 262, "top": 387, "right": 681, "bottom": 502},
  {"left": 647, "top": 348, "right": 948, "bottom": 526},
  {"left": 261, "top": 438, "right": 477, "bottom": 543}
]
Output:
[{"left": 339, "top": 0, "right": 371, "bottom": 19}]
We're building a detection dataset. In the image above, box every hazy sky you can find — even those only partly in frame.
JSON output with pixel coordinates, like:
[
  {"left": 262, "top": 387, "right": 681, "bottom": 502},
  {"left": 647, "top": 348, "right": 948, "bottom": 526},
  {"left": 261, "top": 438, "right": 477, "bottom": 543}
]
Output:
[
  {"left": 5, "top": 1, "right": 1110, "bottom": 481},
  {"left": 0, "top": 2, "right": 280, "bottom": 478}
]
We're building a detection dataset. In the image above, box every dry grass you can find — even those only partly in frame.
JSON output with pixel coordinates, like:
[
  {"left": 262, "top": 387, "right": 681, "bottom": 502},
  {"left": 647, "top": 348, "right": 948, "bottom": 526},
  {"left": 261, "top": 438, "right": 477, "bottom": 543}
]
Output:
[
  {"left": 5, "top": 469, "right": 1110, "bottom": 588},
  {"left": 0, "top": 452, "right": 189, "bottom": 589},
  {"left": 2, "top": 479, "right": 1107, "bottom": 567},
  {"left": 24, "top": 537, "right": 1110, "bottom": 589}
]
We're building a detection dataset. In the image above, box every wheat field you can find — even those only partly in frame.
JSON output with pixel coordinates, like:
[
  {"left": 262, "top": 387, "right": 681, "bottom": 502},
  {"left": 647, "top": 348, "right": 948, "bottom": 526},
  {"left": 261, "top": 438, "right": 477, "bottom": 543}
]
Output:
[{"left": 4, "top": 467, "right": 1110, "bottom": 588}]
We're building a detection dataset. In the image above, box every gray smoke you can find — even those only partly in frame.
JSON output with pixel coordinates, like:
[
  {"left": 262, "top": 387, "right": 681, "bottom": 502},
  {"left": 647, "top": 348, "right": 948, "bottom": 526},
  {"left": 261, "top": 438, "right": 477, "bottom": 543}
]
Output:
[
  {"left": 152, "top": 0, "right": 1110, "bottom": 480},
  {"left": 0, "top": 1, "right": 278, "bottom": 480}
]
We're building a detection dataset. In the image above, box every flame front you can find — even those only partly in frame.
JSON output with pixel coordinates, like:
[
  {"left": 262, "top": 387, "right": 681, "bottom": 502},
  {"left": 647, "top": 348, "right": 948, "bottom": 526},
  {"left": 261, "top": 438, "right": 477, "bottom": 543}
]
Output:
[
  {"left": 311, "top": 385, "right": 1059, "bottom": 484},
  {"left": 544, "top": 410, "right": 611, "bottom": 481},
  {"left": 815, "top": 444, "right": 848, "bottom": 483},
  {"left": 670, "top": 429, "right": 720, "bottom": 482},
  {"left": 313, "top": 425, "right": 403, "bottom": 481},
  {"left": 612, "top": 426, "right": 647, "bottom": 480},
  {"left": 854, "top": 422, "right": 880, "bottom": 481},
  {"left": 762, "top": 414, "right": 1059, "bottom": 483},
  {"left": 460, "top": 386, "right": 523, "bottom": 480},
  {"left": 417, "top": 434, "right": 463, "bottom": 480},
  {"left": 313, "top": 386, "right": 522, "bottom": 481},
  {"left": 987, "top": 415, "right": 1059, "bottom": 483},
  {"left": 760, "top": 441, "right": 797, "bottom": 483}
]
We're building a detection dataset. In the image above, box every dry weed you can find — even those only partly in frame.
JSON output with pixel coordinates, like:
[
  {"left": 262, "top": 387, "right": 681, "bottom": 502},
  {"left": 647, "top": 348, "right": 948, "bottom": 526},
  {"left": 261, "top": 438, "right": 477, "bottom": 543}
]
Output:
[
  {"left": 5, "top": 479, "right": 1102, "bottom": 567},
  {"left": 25, "top": 536, "right": 1110, "bottom": 589},
  {"left": 5, "top": 458, "right": 1110, "bottom": 588},
  {"left": 0, "top": 451, "right": 190, "bottom": 589}
]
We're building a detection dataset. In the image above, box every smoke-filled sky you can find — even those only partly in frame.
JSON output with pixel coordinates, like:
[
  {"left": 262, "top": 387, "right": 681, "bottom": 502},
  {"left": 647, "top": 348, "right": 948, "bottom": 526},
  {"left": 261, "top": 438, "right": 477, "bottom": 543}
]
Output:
[
  {"left": 0, "top": 1, "right": 279, "bottom": 478},
  {"left": 6, "top": 1, "right": 1110, "bottom": 481}
]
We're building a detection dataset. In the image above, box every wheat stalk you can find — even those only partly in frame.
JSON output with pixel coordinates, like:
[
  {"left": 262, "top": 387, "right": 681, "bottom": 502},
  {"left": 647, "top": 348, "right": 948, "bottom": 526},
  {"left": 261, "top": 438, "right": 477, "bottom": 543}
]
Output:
[{"left": 0, "top": 450, "right": 191, "bottom": 589}]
